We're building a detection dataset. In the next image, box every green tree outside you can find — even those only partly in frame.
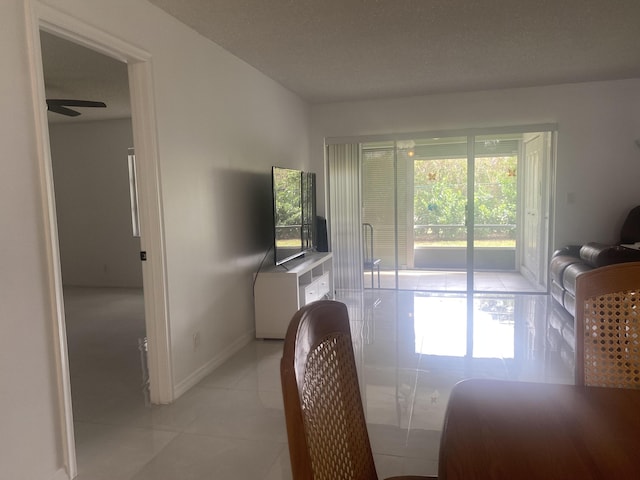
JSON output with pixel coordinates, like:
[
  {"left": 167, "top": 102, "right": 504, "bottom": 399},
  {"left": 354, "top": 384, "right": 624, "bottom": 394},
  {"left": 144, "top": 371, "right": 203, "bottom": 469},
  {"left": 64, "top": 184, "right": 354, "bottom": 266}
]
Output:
[
  {"left": 274, "top": 168, "right": 301, "bottom": 242},
  {"left": 414, "top": 156, "right": 517, "bottom": 245}
]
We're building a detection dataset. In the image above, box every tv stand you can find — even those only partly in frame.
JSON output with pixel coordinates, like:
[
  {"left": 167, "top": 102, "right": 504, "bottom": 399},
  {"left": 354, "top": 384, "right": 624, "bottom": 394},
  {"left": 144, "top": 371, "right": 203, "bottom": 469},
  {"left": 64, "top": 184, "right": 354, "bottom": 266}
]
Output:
[{"left": 254, "top": 252, "right": 333, "bottom": 339}]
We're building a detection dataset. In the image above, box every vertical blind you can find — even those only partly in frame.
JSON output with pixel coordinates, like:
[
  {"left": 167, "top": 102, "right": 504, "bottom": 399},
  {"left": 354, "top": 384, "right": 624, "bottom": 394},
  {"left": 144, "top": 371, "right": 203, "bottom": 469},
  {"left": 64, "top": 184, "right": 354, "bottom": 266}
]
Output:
[{"left": 327, "top": 144, "right": 363, "bottom": 291}]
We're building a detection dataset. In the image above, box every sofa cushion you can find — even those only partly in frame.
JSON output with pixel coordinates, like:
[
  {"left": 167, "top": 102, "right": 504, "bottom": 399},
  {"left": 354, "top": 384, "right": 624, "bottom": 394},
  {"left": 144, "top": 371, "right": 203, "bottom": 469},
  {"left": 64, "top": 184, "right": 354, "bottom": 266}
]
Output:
[
  {"left": 562, "top": 262, "right": 593, "bottom": 297},
  {"left": 550, "top": 255, "right": 581, "bottom": 287},
  {"left": 579, "top": 242, "right": 640, "bottom": 268},
  {"left": 564, "top": 293, "right": 576, "bottom": 317},
  {"left": 550, "top": 281, "right": 566, "bottom": 307}
]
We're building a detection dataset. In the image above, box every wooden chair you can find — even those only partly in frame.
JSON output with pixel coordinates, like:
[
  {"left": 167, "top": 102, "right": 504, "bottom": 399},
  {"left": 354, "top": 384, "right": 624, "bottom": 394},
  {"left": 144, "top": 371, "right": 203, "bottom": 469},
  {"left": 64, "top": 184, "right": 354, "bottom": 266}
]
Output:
[
  {"left": 574, "top": 261, "right": 640, "bottom": 388},
  {"left": 280, "top": 300, "right": 437, "bottom": 480},
  {"left": 363, "top": 223, "right": 381, "bottom": 289}
]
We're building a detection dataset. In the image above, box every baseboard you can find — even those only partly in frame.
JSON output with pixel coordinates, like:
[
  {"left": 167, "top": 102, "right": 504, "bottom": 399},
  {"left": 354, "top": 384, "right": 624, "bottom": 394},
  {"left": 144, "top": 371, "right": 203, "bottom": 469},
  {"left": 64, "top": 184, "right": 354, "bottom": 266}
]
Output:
[
  {"left": 51, "top": 468, "right": 70, "bottom": 480},
  {"left": 173, "top": 331, "right": 254, "bottom": 399}
]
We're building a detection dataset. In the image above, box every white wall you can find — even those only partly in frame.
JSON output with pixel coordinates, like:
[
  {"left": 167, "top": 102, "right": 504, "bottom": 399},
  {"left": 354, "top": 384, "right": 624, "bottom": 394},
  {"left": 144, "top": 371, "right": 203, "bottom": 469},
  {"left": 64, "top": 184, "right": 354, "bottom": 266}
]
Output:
[
  {"left": 49, "top": 118, "right": 143, "bottom": 288},
  {"left": 310, "top": 79, "right": 640, "bottom": 250},
  {"left": 2, "top": 0, "right": 310, "bottom": 478},
  {"left": 38, "top": 0, "right": 311, "bottom": 387},
  {"left": 0, "top": 1, "right": 65, "bottom": 478}
]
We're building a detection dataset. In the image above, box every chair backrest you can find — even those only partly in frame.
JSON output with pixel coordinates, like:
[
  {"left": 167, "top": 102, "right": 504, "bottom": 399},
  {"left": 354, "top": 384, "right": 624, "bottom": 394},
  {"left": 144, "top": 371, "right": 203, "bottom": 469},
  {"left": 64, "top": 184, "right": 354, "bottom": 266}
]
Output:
[
  {"left": 280, "top": 300, "right": 378, "bottom": 480},
  {"left": 362, "top": 223, "right": 375, "bottom": 262},
  {"left": 574, "top": 261, "right": 640, "bottom": 388}
]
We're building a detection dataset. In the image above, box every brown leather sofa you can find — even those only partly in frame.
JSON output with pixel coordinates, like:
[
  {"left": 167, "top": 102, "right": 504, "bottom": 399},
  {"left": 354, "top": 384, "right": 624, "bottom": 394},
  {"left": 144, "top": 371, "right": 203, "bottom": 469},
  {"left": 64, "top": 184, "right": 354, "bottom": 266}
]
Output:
[{"left": 548, "top": 206, "right": 640, "bottom": 370}]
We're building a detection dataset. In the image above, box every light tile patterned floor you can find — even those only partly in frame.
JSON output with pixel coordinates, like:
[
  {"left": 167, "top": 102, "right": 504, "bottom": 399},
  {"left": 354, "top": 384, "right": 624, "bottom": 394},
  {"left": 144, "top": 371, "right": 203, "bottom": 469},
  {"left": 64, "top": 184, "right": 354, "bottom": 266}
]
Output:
[{"left": 65, "top": 286, "right": 570, "bottom": 480}]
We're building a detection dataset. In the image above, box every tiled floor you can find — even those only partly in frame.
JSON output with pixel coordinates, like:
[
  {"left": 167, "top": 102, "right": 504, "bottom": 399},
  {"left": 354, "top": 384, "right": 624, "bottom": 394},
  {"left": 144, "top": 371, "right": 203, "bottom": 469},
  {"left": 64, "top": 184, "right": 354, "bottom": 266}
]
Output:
[
  {"left": 365, "top": 269, "right": 545, "bottom": 292},
  {"left": 64, "top": 285, "right": 571, "bottom": 480}
]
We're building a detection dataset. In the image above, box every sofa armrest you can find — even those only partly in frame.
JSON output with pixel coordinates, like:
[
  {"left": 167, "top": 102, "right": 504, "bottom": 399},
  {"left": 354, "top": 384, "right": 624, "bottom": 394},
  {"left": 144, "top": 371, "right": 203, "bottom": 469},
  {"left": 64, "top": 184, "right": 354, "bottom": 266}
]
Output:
[
  {"left": 579, "top": 242, "right": 640, "bottom": 268},
  {"left": 552, "top": 245, "right": 582, "bottom": 259}
]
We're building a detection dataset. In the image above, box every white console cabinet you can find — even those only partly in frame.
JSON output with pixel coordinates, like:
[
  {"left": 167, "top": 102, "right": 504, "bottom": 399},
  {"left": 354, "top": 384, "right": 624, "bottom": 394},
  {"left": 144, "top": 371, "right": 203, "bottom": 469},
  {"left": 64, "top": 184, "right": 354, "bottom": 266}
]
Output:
[{"left": 254, "top": 252, "right": 334, "bottom": 339}]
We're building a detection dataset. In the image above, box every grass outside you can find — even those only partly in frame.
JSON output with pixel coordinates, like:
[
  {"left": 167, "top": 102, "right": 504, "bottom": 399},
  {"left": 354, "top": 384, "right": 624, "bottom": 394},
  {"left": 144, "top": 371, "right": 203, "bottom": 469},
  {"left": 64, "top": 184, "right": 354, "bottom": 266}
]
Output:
[
  {"left": 280, "top": 238, "right": 515, "bottom": 248},
  {"left": 416, "top": 239, "right": 515, "bottom": 248}
]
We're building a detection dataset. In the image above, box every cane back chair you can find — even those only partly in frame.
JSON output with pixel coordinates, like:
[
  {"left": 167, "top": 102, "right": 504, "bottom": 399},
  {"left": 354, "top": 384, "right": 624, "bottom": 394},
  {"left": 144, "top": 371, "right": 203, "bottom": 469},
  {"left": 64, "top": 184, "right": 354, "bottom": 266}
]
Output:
[
  {"left": 574, "top": 261, "right": 640, "bottom": 388},
  {"left": 280, "top": 300, "right": 436, "bottom": 480}
]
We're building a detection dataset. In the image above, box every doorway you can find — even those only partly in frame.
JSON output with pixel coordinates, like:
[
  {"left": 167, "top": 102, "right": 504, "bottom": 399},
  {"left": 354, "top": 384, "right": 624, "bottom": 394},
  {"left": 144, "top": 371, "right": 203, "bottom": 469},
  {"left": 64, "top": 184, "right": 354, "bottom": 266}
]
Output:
[
  {"left": 360, "top": 129, "right": 554, "bottom": 293},
  {"left": 27, "top": 5, "right": 172, "bottom": 475},
  {"left": 41, "top": 29, "right": 152, "bottom": 475}
]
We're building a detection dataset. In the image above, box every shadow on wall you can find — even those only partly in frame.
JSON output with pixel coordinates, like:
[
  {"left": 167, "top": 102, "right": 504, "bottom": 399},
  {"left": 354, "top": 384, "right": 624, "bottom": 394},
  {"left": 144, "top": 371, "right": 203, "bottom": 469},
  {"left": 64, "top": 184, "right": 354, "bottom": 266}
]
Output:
[{"left": 210, "top": 167, "right": 273, "bottom": 265}]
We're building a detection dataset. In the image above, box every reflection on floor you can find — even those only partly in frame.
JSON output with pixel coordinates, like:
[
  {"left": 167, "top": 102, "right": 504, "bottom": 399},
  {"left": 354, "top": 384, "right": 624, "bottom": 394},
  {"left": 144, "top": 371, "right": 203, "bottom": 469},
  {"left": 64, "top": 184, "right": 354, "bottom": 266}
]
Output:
[
  {"left": 65, "top": 287, "right": 571, "bottom": 480},
  {"left": 365, "top": 269, "right": 545, "bottom": 293}
]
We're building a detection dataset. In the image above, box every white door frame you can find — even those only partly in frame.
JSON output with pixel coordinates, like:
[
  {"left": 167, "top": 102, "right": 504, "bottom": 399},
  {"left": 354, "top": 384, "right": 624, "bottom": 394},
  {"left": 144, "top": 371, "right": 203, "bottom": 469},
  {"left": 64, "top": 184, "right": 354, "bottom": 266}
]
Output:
[{"left": 24, "top": 2, "right": 173, "bottom": 477}]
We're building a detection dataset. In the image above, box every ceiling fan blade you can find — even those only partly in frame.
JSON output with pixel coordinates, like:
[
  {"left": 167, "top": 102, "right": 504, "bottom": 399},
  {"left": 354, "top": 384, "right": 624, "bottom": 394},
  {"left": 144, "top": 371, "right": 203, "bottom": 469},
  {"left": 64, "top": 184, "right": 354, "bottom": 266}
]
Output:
[
  {"left": 47, "top": 99, "right": 107, "bottom": 108},
  {"left": 46, "top": 99, "right": 107, "bottom": 116},
  {"left": 47, "top": 104, "right": 81, "bottom": 117}
]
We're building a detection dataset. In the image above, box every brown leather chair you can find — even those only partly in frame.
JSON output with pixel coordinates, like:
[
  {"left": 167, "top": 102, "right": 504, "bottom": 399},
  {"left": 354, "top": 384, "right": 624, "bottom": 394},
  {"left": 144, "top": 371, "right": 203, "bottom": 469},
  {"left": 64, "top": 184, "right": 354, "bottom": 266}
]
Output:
[
  {"left": 574, "top": 262, "right": 640, "bottom": 388},
  {"left": 280, "top": 300, "right": 437, "bottom": 480}
]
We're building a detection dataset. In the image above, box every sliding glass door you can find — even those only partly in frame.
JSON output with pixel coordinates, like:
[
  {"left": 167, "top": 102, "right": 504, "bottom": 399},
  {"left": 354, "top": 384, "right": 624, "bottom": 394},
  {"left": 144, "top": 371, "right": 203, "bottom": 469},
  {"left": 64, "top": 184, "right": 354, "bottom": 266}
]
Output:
[
  {"left": 361, "top": 136, "right": 473, "bottom": 291},
  {"left": 472, "top": 134, "right": 519, "bottom": 290},
  {"left": 409, "top": 137, "right": 469, "bottom": 290},
  {"left": 329, "top": 126, "right": 554, "bottom": 361},
  {"left": 360, "top": 128, "right": 553, "bottom": 294}
]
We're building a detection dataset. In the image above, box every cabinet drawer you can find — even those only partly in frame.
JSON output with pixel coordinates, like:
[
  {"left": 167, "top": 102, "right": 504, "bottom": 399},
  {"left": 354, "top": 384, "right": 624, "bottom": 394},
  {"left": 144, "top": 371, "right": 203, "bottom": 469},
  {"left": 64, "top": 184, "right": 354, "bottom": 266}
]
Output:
[
  {"left": 303, "top": 286, "right": 318, "bottom": 305},
  {"left": 316, "top": 273, "right": 330, "bottom": 298},
  {"left": 300, "top": 273, "right": 330, "bottom": 306}
]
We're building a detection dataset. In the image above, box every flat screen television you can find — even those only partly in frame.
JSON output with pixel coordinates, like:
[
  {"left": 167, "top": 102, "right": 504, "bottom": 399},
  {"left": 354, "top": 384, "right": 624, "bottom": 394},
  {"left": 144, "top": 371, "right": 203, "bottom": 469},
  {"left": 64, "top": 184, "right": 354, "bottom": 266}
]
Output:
[{"left": 272, "top": 166, "right": 316, "bottom": 265}]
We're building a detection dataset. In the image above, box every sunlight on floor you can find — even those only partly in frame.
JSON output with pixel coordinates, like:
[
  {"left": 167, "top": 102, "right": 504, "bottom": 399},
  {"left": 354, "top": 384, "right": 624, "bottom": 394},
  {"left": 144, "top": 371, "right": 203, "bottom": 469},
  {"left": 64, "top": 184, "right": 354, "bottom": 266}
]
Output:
[{"left": 413, "top": 295, "right": 514, "bottom": 358}]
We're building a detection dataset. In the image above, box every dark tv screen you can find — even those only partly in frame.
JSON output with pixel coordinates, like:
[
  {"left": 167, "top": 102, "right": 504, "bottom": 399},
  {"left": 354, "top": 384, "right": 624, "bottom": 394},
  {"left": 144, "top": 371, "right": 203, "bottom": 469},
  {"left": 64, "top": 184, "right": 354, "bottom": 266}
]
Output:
[{"left": 272, "top": 167, "right": 316, "bottom": 265}]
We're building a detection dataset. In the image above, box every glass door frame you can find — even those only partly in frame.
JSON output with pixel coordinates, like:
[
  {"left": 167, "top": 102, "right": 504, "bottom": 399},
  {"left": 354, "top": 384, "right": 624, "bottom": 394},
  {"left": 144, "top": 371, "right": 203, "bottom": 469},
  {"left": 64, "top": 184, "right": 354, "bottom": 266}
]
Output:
[{"left": 350, "top": 124, "right": 556, "bottom": 293}]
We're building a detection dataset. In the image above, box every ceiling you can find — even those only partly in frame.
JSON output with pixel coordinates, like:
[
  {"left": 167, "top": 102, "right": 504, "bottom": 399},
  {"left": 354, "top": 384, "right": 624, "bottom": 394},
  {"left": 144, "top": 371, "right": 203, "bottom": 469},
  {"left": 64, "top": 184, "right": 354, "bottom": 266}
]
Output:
[
  {"left": 147, "top": 0, "right": 640, "bottom": 103},
  {"left": 41, "top": 0, "right": 640, "bottom": 122}
]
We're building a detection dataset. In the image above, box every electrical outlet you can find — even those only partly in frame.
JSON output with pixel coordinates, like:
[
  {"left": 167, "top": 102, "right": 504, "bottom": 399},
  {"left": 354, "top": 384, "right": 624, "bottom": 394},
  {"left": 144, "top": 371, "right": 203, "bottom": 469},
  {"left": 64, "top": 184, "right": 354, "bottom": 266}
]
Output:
[{"left": 193, "top": 332, "right": 201, "bottom": 351}]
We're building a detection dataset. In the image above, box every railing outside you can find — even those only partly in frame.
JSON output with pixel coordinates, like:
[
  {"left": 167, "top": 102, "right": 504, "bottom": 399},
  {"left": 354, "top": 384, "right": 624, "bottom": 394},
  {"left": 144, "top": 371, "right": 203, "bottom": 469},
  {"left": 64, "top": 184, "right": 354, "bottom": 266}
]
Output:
[{"left": 414, "top": 223, "right": 516, "bottom": 247}]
